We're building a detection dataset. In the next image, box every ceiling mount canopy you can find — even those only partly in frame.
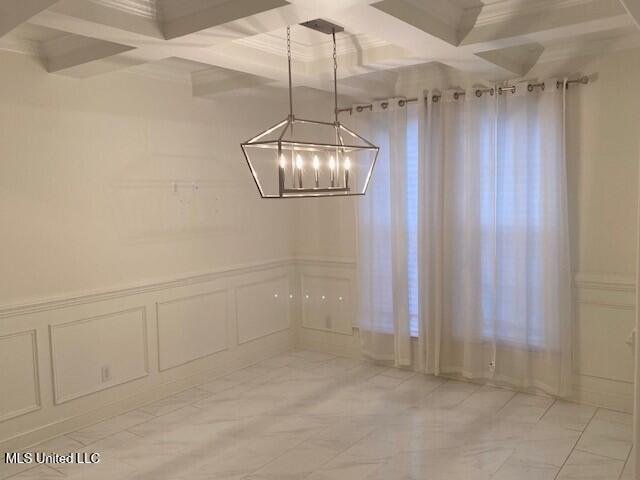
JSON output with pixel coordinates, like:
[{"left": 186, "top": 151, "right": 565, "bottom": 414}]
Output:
[{"left": 241, "top": 20, "right": 379, "bottom": 198}]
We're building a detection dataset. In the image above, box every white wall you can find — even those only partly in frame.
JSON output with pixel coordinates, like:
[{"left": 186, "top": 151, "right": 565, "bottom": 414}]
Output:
[
  {"left": 2, "top": 43, "right": 639, "bottom": 451},
  {"left": 0, "top": 50, "right": 298, "bottom": 450},
  {"left": 0, "top": 52, "right": 297, "bottom": 305},
  {"left": 295, "top": 49, "right": 640, "bottom": 412}
]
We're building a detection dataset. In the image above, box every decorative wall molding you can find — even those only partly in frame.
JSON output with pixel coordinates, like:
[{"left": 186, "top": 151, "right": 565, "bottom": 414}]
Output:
[
  {"left": 0, "top": 257, "right": 296, "bottom": 319},
  {"left": 49, "top": 307, "right": 149, "bottom": 404},
  {"left": 474, "top": 0, "right": 607, "bottom": 27},
  {"left": 89, "top": 0, "right": 158, "bottom": 19},
  {"left": 301, "top": 273, "right": 354, "bottom": 336},
  {"left": 156, "top": 290, "right": 229, "bottom": 371},
  {"left": 0, "top": 331, "right": 291, "bottom": 453},
  {"left": 0, "top": 258, "right": 297, "bottom": 450},
  {"left": 573, "top": 272, "right": 635, "bottom": 292},
  {"left": 235, "top": 274, "right": 291, "bottom": 345},
  {"left": 572, "top": 271, "right": 635, "bottom": 412},
  {"left": 295, "top": 255, "right": 357, "bottom": 269},
  {"left": 0, "top": 329, "right": 41, "bottom": 422}
]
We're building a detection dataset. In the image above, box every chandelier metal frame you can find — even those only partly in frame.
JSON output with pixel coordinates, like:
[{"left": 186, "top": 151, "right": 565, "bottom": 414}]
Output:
[{"left": 241, "top": 21, "right": 379, "bottom": 198}]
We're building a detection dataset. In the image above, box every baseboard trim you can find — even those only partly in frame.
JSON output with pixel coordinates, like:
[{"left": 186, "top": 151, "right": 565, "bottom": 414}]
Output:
[{"left": 0, "top": 338, "right": 293, "bottom": 452}]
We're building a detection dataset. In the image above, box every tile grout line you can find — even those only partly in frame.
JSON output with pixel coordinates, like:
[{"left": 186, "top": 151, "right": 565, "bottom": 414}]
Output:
[
  {"left": 553, "top": 405, "right": 598, "bottom": 480},
  {"left": 538, "top": 396, "right": 558, "bottom": 421},
  {"left": 494, "top": 390, "right": 518, "bottom": 415},
  {"left": 619, "top": 444, "right": 633, "bottom": 479}
]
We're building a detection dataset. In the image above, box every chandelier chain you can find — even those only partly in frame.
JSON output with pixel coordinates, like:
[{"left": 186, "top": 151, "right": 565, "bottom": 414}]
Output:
[
  {"left": 332, "top": 29, "right": 338, "bottom": 124},
  {"left": 287, "top": 26, "right": 293, "bottom": 118}
]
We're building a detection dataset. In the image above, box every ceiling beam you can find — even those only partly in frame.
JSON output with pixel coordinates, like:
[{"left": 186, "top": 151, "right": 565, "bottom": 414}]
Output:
[
  {"left": 331, "top": 3, "right": 525, "bottom": 78},
  {"left": 41, "top": 34, "right": 158, "bottom": 77},
  {"left": 10, "top": 0, "right": 639, "bottom": 98},
  {"left": 371, "top": 0, "right": 464, "bottom": 46},
  {"left": 27, "top": 1, "right": 319, "bottom": 79},
  {"left": 191, "top": 68, "right": 275, "bottom": 98},
  {"left": 159, "top": 0, "right": 289, "bottom": 40},
  {"left": 619, "top": 0, "right": 640, "bottom": 29},
  {"left": 475, "top": 44, "right": 544, "bottom": 78},
  {"left": 0, "top": 0, "right": 60, "bottom": 37},
  {"left": 460, "top": 0, "right": 632, "bottom": 51}
]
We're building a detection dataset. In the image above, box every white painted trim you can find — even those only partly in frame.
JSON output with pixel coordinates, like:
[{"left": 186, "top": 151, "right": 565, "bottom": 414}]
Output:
[
  {"left": 572, "top": 375, "right": 634, "bottom": 413},
  {"left": 574, "top": 272, "right": 636, "bottom": 291},
  {"left": 0, "top": 36, "right": 40, "bottom": 57},
  {"left": 88, "top": 0, "right": 159, "bottom": 19},
  {"left": 49, "top": 307, "right": 149, "bottom": 405},
  {"left": 301, "top": 272, "right": 354, "bottom": 336},
  {"left": 0, "top": 329, "right": 41, "bottom": 422},
  {"left": 235, "top": 274, "right": 291, "bottom": 345},
  {"left": 124, "top": 62, "right": 194, "bottom": 85},
  {"left": 0, "top": 335, "right": 291, "bottom": 452},
  {"left": 156, "top": 289, "right": 229, "bottom": 372},
  {"left": 475, "top": 0, "right": 601, "bottom": 27},
  {"left": 0, "top": 257, "right": 296, "bottom": 319},
  {"left": 295, "top": 255, "right": 357, "bottom": 268}
]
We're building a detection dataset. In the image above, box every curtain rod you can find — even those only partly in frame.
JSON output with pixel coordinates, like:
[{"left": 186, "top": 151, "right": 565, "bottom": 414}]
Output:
[{"left": 337, "top": 76, "right": 589, "bottom": 114}]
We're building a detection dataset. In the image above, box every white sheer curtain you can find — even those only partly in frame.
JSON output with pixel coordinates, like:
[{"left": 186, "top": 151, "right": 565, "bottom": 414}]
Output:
[
  {"left": 419, "top": 80, "right": 573, "bottom": 396},
  {"left": 353, "top": 99, "right": 413, "bottom": 366}
]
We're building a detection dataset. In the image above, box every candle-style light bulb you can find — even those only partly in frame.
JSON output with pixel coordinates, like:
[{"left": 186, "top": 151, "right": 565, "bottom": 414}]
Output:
[
  {"left": 313, "top": 155, "right": 320, "bottom": 188},
  {"left": 295, "top": 154, "right": 303, "bottom": 188},
  {"left": 329, "top": 156, "right": 336, "bottom": 187},
  {"left": 344, "top": 157, "right": 351, "bottom": 190},
  {"left": 278, "top": 153, "right": 286, "bottom": 196}
]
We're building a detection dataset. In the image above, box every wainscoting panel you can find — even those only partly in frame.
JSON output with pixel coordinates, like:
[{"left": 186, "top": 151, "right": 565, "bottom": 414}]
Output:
[
  {"left": 295, "top": 260, "right": 637, "bottom": 412},
  {"left": 236, "top": 275, "right": 290, "bottom": 344},
  {"left": 1, "top": 259, "right": 296, "bottom": 451},
  {"left": 572, "top": 272, "right": 635, "bottom": 412},
  {"left": 297, "top": 257, "right": 357, "bottom": 345},
  {"left": 574, "top": 302, "right": 634, "bottom": 382},
  {"left": 50, "top": 307, "right": 149, "bottom": 404},
  {"left": 301, "top": 273, "right": 353, "bottom": 335},
  {"left": 0, "top": 330, "right": 40, "bottom": 422},
  {"left": 157, "top": 290, "right": 228, "bottom": 371}
]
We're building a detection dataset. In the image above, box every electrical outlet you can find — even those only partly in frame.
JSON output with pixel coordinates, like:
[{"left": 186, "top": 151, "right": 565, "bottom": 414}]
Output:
[
  {"left": 488, "top": 360, "right": 496, "bottom": 373},
  {"left": 101, "top": 365, "right": 112, "bottom": 383}
]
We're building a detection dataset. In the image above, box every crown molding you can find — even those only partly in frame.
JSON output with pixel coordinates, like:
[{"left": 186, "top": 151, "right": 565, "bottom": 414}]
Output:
[
  {"left": 475, "top": 0, "right": 597, "bottom": 27},
  {"left": 0, "top": 36, "right": 41, "bottom": 57},
  {"left": 404, "top": 0, "right": 466, "bottom": 30},
  {"left": 538, "top": 30, "right": 640, "bottom": 63},
  {"left": 124, "top": 61, "right": 193, "bottom": 85},
  {"left": 235, "top": 33, "right": 389, "bottom": 63},
  {"left": 87, "top": 0, "right": 158, "bottom": 19}
]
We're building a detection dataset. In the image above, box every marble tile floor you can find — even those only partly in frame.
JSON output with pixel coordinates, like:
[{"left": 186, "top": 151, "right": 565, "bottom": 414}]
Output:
[{"left": 1, "top": 350, "right": 634, "bottom": 480}]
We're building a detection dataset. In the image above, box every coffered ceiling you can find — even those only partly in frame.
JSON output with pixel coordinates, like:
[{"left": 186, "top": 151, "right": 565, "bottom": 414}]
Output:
[{"left": 1, "top": 0, "right": 640, "bottom": 101}]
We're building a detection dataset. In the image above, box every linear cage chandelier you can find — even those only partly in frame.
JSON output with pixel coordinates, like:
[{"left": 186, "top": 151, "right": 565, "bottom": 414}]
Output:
[{"left": 241, "top": 20, "right": 379, "bottom": 198}]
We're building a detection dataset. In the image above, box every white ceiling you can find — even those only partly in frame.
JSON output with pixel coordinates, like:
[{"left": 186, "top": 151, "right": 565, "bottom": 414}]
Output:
[{"left": 1, "top": 0, "right": 640, "bottom": 101}]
